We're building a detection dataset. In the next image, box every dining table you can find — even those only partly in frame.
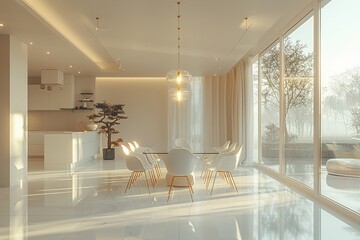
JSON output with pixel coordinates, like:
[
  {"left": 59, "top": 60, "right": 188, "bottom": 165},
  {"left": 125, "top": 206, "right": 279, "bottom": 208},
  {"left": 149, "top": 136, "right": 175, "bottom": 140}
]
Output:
[{"left": 144, "top": 149, "right": 218, "bottom": 187}]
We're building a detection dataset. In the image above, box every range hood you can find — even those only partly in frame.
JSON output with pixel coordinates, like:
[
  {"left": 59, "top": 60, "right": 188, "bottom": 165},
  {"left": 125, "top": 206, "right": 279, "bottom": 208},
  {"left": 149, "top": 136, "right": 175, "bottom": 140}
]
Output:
[{"left": 41, "top": 69, "right": 64, "bottom": 85}]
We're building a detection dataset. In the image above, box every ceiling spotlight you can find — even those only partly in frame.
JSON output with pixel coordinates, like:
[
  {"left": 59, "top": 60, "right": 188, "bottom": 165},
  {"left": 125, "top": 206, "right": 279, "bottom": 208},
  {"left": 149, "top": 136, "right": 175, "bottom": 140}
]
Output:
[
  {"left": 94, "top": 17, "right": 107, "bottom": 31},
  {"left": 69, "top": 65, "right": 73, "bottom": 68},
  {"left": 78, "top": 71, "right": 81, "bottom": 74},
  {"left": 0, "top": 23, "right": 4, "bottom": 27},
  {"left": 118, "top": 64, "right": 126, "bottom": 71},
  {"left": 116, "top": 58, "right": 126, "bottom": 71},
  {"left": 29, "top": 42, "right": 33, "bottom": 45},
  {"left": 46, "top": 51, "right": 50, "bottom": 55},
  {"left": 95, "top": 17, "right": 100, "bottom": 31}
]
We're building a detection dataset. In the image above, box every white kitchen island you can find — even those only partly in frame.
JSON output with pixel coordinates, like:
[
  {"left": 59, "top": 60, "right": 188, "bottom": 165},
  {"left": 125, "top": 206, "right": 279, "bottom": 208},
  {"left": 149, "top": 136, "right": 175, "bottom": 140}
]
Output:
[{"left": 44, "top": 131, "right": 100, "bottom": 171}]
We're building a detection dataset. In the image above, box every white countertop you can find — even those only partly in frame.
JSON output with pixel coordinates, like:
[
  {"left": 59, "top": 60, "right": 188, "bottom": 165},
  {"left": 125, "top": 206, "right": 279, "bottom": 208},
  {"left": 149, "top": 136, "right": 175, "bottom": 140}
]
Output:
[{"left": 29, "top": 130, "right": 96, "bottom": 133}]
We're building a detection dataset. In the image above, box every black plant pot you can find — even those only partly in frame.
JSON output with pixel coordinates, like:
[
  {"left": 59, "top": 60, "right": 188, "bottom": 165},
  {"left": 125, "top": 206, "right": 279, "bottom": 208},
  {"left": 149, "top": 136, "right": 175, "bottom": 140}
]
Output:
[{"left": 103, "top": 148, "right": 115, "bottom": 160}]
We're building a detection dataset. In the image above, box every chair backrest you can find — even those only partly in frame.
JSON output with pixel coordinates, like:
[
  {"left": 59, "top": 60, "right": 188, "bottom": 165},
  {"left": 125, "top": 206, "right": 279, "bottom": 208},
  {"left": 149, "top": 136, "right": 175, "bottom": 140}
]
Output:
[
  {"left": 121, "top": 145, "right": 145, "bottom": 171},
  {"left": 224, "top": 142, "right": 237, "bottom": 153},
  {"left": 174, "top": 138, "right": 190, "bottom": 149},
  {"left": 213, "top": 141, "right": 231, "bottom": 152},
  {"left": 164, "top": 148, "right": 198, "bottom": 176},
  {"left": 133, "top": 141, "right": 140, "bottom": 148},
  {"left": 223, "top": 140, "right": 231, "bottom": 148},
  {"left": 128, "top": 142, "right": 136, "bottom": 152},
  {"left": 124, "top": 155, "right": 144, "bottom": 171},
  {"left": 218, "top": 145, "right": 243, "bottom": 171},
  {"left": 234, "top": 145, "right": 243, "bottom": 167},
  {"left": 219, "top": 141, "right": 231, "bottom": 150}
]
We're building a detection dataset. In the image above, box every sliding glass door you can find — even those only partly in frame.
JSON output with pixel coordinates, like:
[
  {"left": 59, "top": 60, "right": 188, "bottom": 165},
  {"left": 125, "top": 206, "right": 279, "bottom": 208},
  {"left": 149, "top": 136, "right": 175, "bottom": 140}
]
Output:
[
  {"left": 260, "top": 41, "right": 281, "bottom": 172},
  {"left": 320, "top": 0, "right": 360, "bottom": 214},
  {"left": 283, "top": 14, "right": 314, "bottom": 187}
]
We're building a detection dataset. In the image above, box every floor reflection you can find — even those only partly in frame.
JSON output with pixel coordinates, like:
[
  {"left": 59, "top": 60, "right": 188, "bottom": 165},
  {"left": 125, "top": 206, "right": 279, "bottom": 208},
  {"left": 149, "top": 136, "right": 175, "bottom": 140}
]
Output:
[
  {"left": 260, "top": 158, "right": 360, "bottom": 216},
  {"left": 0, "top": 158, "right": 360, "bottom": 239},
  {"left": 321, "top": 171, "right": 360, "bottom": 214}
]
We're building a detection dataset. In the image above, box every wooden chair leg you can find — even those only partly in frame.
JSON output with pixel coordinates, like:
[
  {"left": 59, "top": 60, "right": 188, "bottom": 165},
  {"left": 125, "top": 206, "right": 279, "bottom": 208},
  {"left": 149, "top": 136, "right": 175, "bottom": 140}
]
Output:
[
  {"left": 156, "top": 162, "right": 162, "bottom": 177},
  {"left": 227, "top": 172, "right": 235, "bottom": 189},
  {"left": 206, "top": 171, "right": 213, "bottom": 190},
  {"left": 224, "top": 172, "right": 230, "bottom": 184},
  {"left": 167, "top": 176, "right": 176, "bottom": 202},
  {"left": 124, "top": 172, "right": 134, "bottom": 193},
  {"left": 210, "top": 171, "right": 218, "bottom": 195},
  {"left": 131, "top": 171, "right": 139, "bottom": 186},
  {"left": 229, "top": 172, "right": 238, "bottom": 193},
  {"left": 201, "top": 162, "right": 207, "bottom": 178},
  {"left": 150, "top": 170, "right": 156, "bottom": 188}
]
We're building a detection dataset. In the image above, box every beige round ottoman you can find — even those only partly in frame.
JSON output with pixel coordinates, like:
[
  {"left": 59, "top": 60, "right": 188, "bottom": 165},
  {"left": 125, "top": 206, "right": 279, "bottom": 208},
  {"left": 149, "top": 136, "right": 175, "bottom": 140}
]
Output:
[{"left": 326, "top": 158, "right": 360, "bottom": 177}]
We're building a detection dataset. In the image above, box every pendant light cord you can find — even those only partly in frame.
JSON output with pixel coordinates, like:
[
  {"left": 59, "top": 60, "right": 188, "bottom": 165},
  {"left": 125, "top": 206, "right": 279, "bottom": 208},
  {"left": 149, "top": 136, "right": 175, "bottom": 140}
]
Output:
[{"left": 177, "top": 1, "right": 181, "bottom": 75}]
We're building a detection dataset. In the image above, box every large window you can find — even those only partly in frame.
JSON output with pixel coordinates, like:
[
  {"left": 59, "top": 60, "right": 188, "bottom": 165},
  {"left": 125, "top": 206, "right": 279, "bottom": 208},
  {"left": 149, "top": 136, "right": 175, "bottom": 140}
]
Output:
[
  {"left": 260, "top": 42, "right": 280, "bottom": 172},
  {"left": 254, "top": 0, "right": 360, "bottom": 219},
  {"left": 320, "top": 0, "right": 360, "bottom": 214},
  {"left": 284, "top": 14, "right": 314, "bottom": 187},
  {"left": 252, "top": 60, "right": 259, "bottom": 163}
]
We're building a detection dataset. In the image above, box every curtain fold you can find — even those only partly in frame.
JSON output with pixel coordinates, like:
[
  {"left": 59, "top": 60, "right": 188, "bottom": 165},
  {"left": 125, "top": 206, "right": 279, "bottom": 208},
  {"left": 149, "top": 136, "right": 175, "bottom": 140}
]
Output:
[
  {"left": 203, "top": 59, "right": 253, "bottom": 165},
  {"left": 244, "top": 58, "right": 255, "bottom": 166},
  {"left": 168, "top": 76, "right": 204, "bottom": 151},
  {"left": 168, "top": 61, "right": 253, "bottom": 165}
]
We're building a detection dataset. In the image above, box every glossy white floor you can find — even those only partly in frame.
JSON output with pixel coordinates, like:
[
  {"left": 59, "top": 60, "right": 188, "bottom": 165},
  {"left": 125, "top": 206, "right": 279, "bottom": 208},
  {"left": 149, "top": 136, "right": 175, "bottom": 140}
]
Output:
[{"left": 1, "top": 157, "right": 360, "bottom": 240}]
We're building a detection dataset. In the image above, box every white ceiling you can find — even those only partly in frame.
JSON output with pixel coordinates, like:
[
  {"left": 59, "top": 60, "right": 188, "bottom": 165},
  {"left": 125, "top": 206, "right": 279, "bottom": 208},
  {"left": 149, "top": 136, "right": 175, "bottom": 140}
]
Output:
[{"left": 0, "top": 0, "right": 312, "bottom": 78}]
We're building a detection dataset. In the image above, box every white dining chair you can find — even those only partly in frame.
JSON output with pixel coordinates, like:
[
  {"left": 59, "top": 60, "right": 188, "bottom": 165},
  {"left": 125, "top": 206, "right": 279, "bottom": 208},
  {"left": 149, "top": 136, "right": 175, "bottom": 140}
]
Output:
[
  {"left": 202, "top": 142, "right": 237, "bottom": 179},
  {"left": 121, "top": 145, "right": 156, "bottom": 195},
  {"left": 174, "top": 138, "right": 191, "bottom": 150},
  {"left": 206, "top": 145, "right": 243, "bottom": 195},
  {"left": 163, "top": 148, "right": 198, "bottom": 202},
  {"left": 132, "top": 141, "right": 162, "bottom": 178},
  {"left": 201, "top": 141, "right": 231, "bottom": 178},
  {"left": 213, "top": 140, "right": 231, "bottom": 152}
]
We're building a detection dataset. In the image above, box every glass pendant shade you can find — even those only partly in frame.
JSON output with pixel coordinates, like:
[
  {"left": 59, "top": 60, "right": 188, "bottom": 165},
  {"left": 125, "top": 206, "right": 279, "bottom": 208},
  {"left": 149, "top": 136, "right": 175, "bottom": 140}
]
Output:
[
  {"left": 168, "top": 85, "right": 190, "bottom": 101},
  {"left": 166, "top": 69, "right": 192, "bottom": 84},
  {"left": 167, "top": 69, "right": 191, "bottom": 101}
]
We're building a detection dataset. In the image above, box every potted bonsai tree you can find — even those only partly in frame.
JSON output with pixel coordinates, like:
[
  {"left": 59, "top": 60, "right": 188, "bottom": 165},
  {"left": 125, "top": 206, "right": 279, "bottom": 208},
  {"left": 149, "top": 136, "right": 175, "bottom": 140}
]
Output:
[{"left": 87, "top": 102, "right": 127, "bottom": 160}]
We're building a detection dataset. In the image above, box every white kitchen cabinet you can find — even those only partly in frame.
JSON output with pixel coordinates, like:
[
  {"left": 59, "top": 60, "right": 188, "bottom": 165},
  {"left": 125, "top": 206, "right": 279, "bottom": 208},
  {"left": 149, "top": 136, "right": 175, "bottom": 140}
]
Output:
[
  {"left": 28, "top": 131, "right": 45, "bottom": 156},
  {"left": 28, "top": 85, "right": 48, "bottom": 110},
  {"left": 47, "top": 87, "right": 60, "bottom": 110},
  {"left": 59, "top": 74, "right": 75, "bottom": 109},
  {"left": 28, "top": 74, "right": 75, "bottom": 110},
  {"left": 28, "top": 85, "right": 60, "bottom": 110}
]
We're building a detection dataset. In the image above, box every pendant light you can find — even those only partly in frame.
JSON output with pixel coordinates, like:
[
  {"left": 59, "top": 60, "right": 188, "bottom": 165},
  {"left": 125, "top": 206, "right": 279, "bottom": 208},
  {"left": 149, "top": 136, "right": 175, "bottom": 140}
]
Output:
[{"left": 167, "top": 0, "right": 191, "bottom": 102}]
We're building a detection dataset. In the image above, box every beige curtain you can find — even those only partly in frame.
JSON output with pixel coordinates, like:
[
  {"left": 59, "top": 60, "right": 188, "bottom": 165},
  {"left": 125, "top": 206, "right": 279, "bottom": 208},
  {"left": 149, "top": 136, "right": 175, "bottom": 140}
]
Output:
[
  {"left": 168, "top": 60, "right": 251, "bottom": 162},
  {"left": 203, "top": 59, "right": 250, "bottom": 164},
  {"left": 203, "top": 76, "right": 227, "bottom": 149},
  {"left": 168, "top": 76, "right": 204, "bottom": 151}
]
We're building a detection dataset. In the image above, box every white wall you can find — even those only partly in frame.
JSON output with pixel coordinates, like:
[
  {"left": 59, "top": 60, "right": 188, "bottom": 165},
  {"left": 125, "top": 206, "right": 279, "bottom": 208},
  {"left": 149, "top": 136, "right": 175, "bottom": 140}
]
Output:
[
  {"left": 0, "top": 35, "right": 28, "bottom": 187},
  {"left": 96, "top": 77, "right": 168, "bottom": 152}
]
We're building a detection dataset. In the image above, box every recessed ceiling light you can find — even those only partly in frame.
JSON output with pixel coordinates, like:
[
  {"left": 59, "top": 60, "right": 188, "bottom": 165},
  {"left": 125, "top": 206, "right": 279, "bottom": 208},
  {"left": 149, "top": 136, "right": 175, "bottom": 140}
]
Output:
[
  {"left": 46, "top": 51, "right": 50, "bottom": 54},
  {"left": 69, "top": 65, "right": 73, "bottom": 68},
  {"left": 0, "top": 23, "right": 4, "bottom": 27},
  {"left": 29, "top": 42, "right": 33, "bottom": 45},
  {"left": 78, "top": 71, "right": 81, "bottom": 74}
]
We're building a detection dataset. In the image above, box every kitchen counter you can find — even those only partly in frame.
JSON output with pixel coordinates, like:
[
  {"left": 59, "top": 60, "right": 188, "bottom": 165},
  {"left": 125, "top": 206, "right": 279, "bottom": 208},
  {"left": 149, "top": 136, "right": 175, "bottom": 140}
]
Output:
[
  {"left": 28, "top": 130, "right": 96, "bottom": 156},
  {"left": 44, "top": 131, "right": 100, "bottom": 171}
]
